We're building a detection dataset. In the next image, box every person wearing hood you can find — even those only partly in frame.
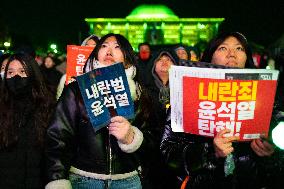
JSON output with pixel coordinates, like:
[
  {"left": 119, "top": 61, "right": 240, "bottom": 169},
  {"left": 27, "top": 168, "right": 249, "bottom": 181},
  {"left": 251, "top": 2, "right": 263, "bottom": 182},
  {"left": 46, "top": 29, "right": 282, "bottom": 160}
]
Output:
[
  {"left": 174, "top": 45, "right": 190, "bottom": 66},
  {"left": 149, "top": 49, "right": 178, "bottom": 107},
  {"left": 56, "top": 34, "right": 100, "bottom": 100},
  {"left": 0, "top": 53, "right": 56, "bottom": 188},
  {"left": 81, "top": 34, "right": 100, "bottom": 47},
  {"left": 45, "top": 33, "right": 158, "bottom": 189},
  {"left": 138, "top": 49, "right": 179, "bottom": 189}
]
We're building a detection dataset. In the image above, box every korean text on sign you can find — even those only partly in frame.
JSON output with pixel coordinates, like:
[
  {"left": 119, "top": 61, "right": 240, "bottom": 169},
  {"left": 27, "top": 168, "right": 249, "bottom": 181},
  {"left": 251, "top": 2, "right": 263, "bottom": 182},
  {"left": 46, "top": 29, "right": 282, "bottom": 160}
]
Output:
[{"left": 85, "top": 76, "right": 130, "bottom": 116}]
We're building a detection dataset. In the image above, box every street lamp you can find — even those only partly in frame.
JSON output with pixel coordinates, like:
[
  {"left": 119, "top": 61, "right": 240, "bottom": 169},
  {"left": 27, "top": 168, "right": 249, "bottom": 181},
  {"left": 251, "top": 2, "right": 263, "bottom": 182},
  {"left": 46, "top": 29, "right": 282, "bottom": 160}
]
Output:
[
  {"left": 4, "top": 42, "right": 11, "bottom": 47},
  {"left": 50, "top": 44, "right": 57, "bottom": 50},
  {"left": 3, "top": 42, "right": 11, "bottom": 53},
  {"left": 49, "top": 43, "right": 58, "bottom": 54}
]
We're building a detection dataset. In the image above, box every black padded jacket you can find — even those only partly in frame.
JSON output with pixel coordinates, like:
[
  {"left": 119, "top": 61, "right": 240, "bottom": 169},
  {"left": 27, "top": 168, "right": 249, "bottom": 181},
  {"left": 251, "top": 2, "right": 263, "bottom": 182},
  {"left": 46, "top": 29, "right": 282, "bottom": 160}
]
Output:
[
  {"left": 45, "top": 81, "right": 147, "bottom": 182},
  {"left": 161, "top": 110, "right": 284, "bottom": 189}
]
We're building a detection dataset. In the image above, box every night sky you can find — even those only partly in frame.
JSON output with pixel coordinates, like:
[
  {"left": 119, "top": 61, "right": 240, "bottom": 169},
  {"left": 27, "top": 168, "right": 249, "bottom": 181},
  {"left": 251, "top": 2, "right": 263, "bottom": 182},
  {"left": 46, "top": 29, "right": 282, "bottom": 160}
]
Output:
[{"left": 0, "top": 0, "right": 283, "bottom": 52}]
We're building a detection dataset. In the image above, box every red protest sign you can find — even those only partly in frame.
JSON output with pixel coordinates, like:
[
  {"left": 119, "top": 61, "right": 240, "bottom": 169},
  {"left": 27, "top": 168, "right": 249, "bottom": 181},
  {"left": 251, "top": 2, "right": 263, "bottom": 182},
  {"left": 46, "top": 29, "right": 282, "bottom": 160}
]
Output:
[
  {"left": 66, "top": 45, "right": 94, "bottom": 85},
  {"left": 183, "top": 77, "right": 277, "bottom": 141}
]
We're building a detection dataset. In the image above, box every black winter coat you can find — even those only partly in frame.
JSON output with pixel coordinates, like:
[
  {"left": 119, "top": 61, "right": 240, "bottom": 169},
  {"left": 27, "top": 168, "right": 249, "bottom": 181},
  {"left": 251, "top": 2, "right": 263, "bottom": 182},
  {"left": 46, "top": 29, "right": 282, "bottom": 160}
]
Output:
[
  {"left": 0, "top": 101, "right": 45, "bottom": 189},
  {"left": 46, "top": 81, "right": 150, "bottom": 182},
  {"left": 137, "top": 88, "right": 178, "bottom": 189},
  {"left": 161, "top": 111, "right": 284, "bottom": 189}
]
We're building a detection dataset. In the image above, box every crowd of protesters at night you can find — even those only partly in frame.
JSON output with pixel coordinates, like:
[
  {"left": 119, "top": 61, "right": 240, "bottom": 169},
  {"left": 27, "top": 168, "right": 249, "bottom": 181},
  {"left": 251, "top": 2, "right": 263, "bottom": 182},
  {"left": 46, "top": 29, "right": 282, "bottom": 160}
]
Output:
[{"left": 0, "top": 31, "right": 284, "bottom": 189}]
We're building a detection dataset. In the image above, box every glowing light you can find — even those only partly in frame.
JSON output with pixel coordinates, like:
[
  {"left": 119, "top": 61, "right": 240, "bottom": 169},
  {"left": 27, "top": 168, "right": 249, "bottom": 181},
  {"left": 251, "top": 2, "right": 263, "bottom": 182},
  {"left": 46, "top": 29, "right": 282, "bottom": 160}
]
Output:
[
  {"left": 197, "top": 23, "right": 206, "bottom": 29},
  {"left": 50, "top": 44, "right": 57, "bottom": 49},
  {"left": 4, "top": 42, "right": 11, "bottom": 47},
  {"left": 126, "top": 4, "right": 179, "bottom": 20},
  {"left": 272, "top": 122, "right": 284, "bottom": 149}
]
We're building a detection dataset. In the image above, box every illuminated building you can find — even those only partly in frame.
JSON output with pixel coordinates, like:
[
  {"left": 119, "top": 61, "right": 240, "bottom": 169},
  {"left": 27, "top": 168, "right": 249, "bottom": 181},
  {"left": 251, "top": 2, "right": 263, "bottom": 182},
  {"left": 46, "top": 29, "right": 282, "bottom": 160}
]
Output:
[{"left": 85, "top": 4, "right": 224, "bottom": 50}]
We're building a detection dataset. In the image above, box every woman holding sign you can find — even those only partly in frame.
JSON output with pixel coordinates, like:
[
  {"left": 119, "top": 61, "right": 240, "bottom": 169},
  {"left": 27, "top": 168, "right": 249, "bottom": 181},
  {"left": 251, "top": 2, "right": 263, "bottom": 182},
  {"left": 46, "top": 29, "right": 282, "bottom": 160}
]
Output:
[
  {"left": 45, "top": 33, "right": 149, "bottom": 189},
  {"left": 161, "top": 32, "right": 284, "bottom": 189}
]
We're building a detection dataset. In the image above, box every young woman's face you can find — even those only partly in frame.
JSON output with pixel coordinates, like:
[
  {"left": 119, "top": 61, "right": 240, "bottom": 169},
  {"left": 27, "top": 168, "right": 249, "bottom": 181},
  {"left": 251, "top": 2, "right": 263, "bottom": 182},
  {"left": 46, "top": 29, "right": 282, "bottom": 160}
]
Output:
[
  {"left": 155, "top": 54, "right": 174, "bottom": 77},
  {"left": 97, "top": 36, "right": 124, "bottom": 66},
  {"left": 6, "top": 60, "right": 27, "bottom": 78},
  {"left": 86, "top": 39, "right": 97, "bottom": 47},
  {"left": 211, "top": 36, "right": 247, "bottom": 68},
  {"left": 1, "top": 59, "right": 8, "bottom": 72},
  {"left": 176, "top": 49, "right": 188, "bottom": 60},
  {"left": 44, "top": 57, "right": 55, "bottom": 69}
]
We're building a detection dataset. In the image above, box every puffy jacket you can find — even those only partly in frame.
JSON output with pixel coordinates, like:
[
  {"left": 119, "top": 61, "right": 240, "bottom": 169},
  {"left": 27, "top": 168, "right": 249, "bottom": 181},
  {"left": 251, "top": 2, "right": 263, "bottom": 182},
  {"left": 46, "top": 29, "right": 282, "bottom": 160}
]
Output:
[
  {"left": 46, "top": 81, "right": 146, "bottom": 183},
  {"left": 161, "top": 110, "right": 284, "bottom": 189}
]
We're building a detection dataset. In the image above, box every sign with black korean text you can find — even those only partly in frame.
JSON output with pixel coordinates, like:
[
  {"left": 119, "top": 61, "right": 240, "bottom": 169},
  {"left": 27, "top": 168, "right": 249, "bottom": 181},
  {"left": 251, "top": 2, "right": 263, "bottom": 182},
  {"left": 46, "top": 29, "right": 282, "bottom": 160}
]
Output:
[{"left": 77, "top": 63, "right": 134, "bottom": 131}]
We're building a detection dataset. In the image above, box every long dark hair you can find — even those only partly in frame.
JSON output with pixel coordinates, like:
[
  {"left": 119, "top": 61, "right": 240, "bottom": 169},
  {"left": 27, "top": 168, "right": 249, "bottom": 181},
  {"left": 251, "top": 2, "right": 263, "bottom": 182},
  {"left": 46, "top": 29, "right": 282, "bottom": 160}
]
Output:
[
  {"left": 201, "top": 32, "right": 255, "bottom": 68},
  {"left": 0, "top": 53, "right": 56, "bottom": 149},
  {"left": 84, "top": 33, "right": 137, "bottom": 72},
  {"left": 82, "top": 34, "right": 154, "bottom": 122}
]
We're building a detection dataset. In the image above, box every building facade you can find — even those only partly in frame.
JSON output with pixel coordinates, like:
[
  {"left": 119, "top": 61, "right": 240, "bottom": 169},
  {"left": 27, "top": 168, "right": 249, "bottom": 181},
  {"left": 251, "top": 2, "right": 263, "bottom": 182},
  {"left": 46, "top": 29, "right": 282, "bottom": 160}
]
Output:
[{"left": 85, "top": 4, "right": 224, "bottom": 50}]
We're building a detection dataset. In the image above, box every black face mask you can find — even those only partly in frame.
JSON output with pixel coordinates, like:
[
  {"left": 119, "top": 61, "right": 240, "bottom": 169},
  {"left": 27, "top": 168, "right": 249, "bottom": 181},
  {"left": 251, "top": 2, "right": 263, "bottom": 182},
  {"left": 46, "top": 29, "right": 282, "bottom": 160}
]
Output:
[{"left": 6, "top": 75, "right": 32, "bottom": 97}]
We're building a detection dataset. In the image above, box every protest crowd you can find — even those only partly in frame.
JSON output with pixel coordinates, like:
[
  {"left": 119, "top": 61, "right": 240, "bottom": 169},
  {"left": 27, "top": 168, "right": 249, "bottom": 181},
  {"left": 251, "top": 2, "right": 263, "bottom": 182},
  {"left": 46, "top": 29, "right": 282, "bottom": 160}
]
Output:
[{"left": 0, "top": 31, "right": 284, "bottom": 189}]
